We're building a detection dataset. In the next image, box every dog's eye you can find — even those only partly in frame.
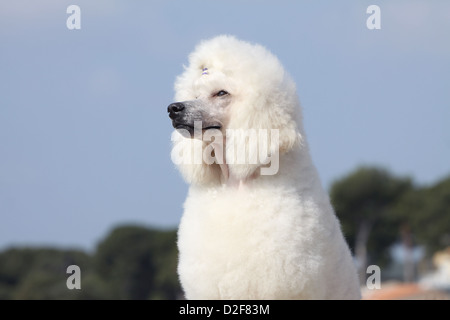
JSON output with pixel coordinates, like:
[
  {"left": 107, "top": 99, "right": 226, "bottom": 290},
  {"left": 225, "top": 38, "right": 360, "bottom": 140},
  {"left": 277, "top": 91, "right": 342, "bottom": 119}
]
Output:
[{"left": 215, "top": 90, "right": 229, "bottom": 97}]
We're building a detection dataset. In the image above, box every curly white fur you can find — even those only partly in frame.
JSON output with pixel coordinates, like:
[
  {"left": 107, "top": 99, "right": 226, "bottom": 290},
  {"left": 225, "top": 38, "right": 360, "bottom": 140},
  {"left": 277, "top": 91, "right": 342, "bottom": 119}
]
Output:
[{"left": 171, "top": 35, "right": 361, "bottom": 299}]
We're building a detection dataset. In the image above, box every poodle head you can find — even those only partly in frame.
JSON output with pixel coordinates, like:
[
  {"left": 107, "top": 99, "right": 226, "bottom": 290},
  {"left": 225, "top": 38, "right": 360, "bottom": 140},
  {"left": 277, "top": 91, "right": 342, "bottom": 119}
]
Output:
[{"left": 169, "top": 35, "right": 304, "bottom": 185}]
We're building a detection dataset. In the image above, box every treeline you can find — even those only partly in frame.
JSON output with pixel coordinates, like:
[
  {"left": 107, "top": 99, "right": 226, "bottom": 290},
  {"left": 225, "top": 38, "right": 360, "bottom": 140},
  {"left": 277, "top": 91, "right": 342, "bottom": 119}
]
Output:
[
  {"left": 331, "top": 167, "right": 450, "bottom": 282},
  {"left": 0, "top": 166, "right": 449, "bottom": 299},
  {"left": 0, "top": 227, "right": 181, "bottom": 299}
]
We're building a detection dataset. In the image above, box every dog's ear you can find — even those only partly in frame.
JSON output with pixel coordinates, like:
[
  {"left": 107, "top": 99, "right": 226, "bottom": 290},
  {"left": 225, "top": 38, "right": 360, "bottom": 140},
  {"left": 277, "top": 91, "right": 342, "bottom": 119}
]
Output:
[
  {"left": 171, "top": 131, "right": 222, "bottom": 185},
  {"left": 225, "top": 88, "right": 303, "bottom": 180}
]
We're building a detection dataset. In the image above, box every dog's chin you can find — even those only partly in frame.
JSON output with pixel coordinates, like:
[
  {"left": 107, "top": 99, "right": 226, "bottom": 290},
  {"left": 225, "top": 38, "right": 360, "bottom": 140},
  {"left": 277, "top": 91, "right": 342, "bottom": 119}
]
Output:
[
  {"left": 173, "top": 122, "right": 222, "bottom": 138},
  {"left": 173, "top": 124, "right": 193, "bottom": 138}
]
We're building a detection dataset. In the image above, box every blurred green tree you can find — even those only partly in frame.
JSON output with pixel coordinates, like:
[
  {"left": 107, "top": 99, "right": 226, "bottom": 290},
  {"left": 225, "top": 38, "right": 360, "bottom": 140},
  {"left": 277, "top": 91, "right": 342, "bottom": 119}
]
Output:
[
  {"left": 0, "top": 226, "right": 180, "bottom": 299},
  {"left": 0, "top": 248, "right": 94, "bottom": 299},
  {"left": 330, "top": 167, "right": 413, "bottom": 283},
  {"left": 394, "top": 176, "right": 450, "bottom": 255},
  {"left": 94, "top": 225, "right": 180, "bottom": 299}
]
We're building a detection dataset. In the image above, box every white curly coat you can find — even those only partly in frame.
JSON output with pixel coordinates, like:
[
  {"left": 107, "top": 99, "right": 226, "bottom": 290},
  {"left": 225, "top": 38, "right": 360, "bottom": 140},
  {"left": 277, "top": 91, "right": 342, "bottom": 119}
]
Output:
[{"left": 171, "top": 35, "right": 361, "bottom": 299}]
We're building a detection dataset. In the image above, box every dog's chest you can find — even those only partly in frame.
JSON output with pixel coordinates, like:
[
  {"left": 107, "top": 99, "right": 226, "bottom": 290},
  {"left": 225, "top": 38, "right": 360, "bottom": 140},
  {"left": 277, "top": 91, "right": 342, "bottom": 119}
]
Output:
[{"left": 177, "top": 187, "right": 325, "bottom": 299}]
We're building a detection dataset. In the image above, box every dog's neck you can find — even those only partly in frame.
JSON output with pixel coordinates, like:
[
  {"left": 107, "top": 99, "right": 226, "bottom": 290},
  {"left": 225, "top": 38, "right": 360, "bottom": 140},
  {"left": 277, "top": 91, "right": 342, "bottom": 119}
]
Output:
[
  {"left": 210, "top": 139, "right": 260, "bottom": 189},
  {"left": 219, "top": 163, "right": 259, "bottom": 190}
]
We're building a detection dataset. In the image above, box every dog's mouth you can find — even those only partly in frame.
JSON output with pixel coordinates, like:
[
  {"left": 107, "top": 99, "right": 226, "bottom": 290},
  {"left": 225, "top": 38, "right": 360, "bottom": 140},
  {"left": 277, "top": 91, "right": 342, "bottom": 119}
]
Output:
[
  {"left": 173, "top": 122, "right": 193, "bottom": 131},
  {"left": 203, "top": 125, "right": 222, "bottom": 130},
  {"left": 172, "top": 121, "right": 222, "bottom": 132}
]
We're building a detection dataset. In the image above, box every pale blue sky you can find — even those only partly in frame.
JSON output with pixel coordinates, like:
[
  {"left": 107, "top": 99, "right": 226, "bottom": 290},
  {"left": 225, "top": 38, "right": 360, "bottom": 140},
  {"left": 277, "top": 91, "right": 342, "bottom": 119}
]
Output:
[{"left": 1, "top": 1, "right": 449, "bottom": 251}]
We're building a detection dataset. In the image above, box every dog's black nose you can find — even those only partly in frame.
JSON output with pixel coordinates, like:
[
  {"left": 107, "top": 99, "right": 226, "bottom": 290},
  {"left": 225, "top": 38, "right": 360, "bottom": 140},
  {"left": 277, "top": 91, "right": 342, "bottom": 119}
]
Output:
[{"left": 168, "top": 102, "right": 185, "bottom": 119}]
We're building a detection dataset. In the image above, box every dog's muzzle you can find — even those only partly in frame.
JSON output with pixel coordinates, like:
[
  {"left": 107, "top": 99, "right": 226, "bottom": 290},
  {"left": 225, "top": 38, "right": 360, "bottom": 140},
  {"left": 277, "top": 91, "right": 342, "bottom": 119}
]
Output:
[
  {"left": 168, "top": 102, "right": 195, "bottom": 136},
  {"left": 168, "top": 102, "right": 221, "bottom": 137}
]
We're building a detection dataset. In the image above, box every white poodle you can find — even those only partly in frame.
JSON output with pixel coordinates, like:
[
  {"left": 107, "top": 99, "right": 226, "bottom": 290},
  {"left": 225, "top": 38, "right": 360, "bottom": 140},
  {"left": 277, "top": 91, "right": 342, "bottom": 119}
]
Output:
[{"left": 168, "top": 35, "right": 361, "bottom": 299}]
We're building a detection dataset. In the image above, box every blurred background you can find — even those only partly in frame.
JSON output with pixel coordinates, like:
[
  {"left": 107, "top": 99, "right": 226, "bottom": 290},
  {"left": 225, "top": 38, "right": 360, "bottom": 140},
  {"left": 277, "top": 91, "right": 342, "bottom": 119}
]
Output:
[{"left": 0, "top": 0, "right": 449, "bottom": 299}]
